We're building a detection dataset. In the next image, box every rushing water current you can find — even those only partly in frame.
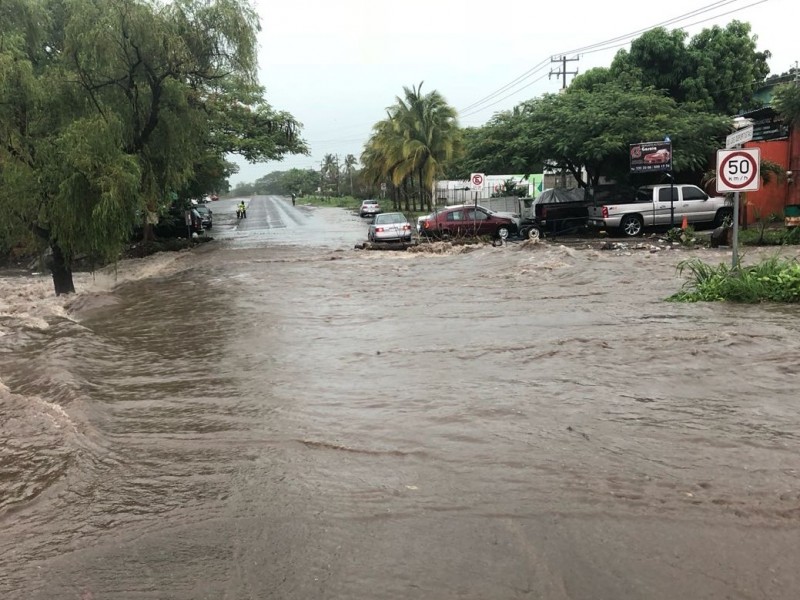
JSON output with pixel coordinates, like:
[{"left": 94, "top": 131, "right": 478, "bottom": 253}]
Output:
[{"left": 1, "top": 196, "right": 799, "bottom": 599}]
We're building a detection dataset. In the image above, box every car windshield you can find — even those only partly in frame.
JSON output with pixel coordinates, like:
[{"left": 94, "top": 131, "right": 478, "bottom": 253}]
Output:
[
  {"left": 363, "top": 200, "right": 378, "bottom": 205},
  {"left": 375, "top": 213, "right": 406, "bottom": 224},
  {"left": 195, "top": 206, "right": 210, "bottom": 215}
]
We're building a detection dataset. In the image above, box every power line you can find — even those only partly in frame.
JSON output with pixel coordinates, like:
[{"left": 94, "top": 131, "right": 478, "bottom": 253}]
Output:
[
  {"left": 456, "top": 0, "right": 769, "bottom": 117},
  {"left": 457, "top": 59, "right": 550, "bottom": 114},
  {"left": 575, "top": 0, "right": 770, "bottom": 57},
  {"left": 459, "top": 73, "right": 549, "bottom": 120},
  {"left": 288, "top": 0, "right": 775, "bottom": 169},
  {"left": 559, "top": 0, "right": 743, "bottom": 56}
]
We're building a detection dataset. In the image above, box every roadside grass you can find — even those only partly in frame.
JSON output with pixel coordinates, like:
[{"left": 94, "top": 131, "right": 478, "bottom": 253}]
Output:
[
  {"left": 668, "top": 256, "right": 800, "bottom": 303},
  {"left": 301, "top": 195, "right": 430, "bottom": 220},
  {"left": 301, "top": 195, "right": 361, "bottom": 210},
  {"left": 739, "top": 226, "right": 800, "bottom": 246}
]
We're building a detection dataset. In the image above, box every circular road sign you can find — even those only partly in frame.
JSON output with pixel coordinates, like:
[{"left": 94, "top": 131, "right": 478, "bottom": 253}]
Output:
[
  {"left": 716, "top": 148, "right": 760, "bottom": 193},
  {"left": 470, "top": 173, "right": 485, "bottom": 188}
]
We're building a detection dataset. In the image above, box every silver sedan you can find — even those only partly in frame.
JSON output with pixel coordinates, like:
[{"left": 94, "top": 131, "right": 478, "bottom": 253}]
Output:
[{"left": 368, "top": 212, "right": 413, "bottom": 242}]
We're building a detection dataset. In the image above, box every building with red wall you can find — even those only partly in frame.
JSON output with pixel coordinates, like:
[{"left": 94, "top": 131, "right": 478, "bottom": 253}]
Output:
[{"left": 735, "top": 101, "right": 799, "bottom": 226}]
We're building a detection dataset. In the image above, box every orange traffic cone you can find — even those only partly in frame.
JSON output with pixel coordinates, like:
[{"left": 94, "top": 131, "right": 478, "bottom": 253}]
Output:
[{"left": 681, "top": 215, "right": 688, "bottom": 230}]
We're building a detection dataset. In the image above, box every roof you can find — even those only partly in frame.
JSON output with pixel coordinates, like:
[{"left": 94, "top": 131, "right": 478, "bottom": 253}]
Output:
[{"left": 737, "top": 105, "right": 776, "bottom": 120}]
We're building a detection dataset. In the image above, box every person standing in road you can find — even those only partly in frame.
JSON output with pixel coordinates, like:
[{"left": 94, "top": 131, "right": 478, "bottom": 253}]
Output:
[{"left": 291, "top": 193, "right": 296, "bottom": 207}]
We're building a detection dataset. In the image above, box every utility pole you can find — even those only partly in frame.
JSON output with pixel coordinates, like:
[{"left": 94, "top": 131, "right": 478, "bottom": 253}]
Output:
[{"left": 549, "top": 55, "right": 579, "bottom": 90}]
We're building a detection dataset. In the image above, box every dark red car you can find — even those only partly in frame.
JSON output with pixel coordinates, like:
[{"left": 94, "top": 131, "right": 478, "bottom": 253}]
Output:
[{"left": 419, "top": 205, "right": 518, "bottom": 240}]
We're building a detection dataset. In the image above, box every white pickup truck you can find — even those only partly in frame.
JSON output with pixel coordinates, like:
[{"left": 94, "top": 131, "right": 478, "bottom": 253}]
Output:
[{"left": 587, "top": 184, "right": 732, "bottom": 237}]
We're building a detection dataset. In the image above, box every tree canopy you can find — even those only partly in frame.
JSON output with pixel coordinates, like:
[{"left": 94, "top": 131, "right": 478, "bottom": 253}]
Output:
[
  {"left": 451, "top": 21, "right": 771, "bottom": 191},
  {"left": 0, "top": 0, "right": 306, "bottom": 295},
  {"left": 459, "top": 78, "right": 730, "bottom": 189},
  {"left": 773, "top": 82, "right": 800, "bottom": 127},
  {"left": 610, "top": 21, "right": 770, "bottom": 115},
  {"left": 236, "top": 168, "right": 321, "bottom": 197}
]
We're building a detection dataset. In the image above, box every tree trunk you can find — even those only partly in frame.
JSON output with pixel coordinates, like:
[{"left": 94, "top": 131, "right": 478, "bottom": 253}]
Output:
[
  {"left": 142, "top": 222, "right": 155, "bottom": 242},
  {"left": 50, "top": 242, "right": 76, "bottom": 296},
  {"left": 417, "top": 167, "right": 426, "bottom": 212}
]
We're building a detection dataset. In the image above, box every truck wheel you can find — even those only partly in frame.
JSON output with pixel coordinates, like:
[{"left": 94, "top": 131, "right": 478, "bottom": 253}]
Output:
[
  {"left": 620, "top": 215, "right": 643, "bottom": 237},
  {"left": 714, "top": 208, "right": 732, "bottom": 228},
  {"left": 525, "top": 225, "right": 542, "bottom": 241}
]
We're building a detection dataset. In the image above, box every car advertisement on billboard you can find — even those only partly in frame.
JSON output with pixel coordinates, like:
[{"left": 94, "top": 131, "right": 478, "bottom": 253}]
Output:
[{"left": 630, "top": 141, "right": 672, "bottom": 173}]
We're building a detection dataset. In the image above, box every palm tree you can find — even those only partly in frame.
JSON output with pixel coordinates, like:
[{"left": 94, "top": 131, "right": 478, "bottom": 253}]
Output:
[
  {"left": 362, "top": 82, "right": 461, "bottom": 212},
  {"left": 391, "top": 83, "right": 461, "bottom": 211},
  {"left": 343, "top": 154, "right": 358, "bottom": 196},
  {"left": 362, "top": 119, "right": 405, "bottom": 207},
  {"left": 320, "top": 154, "right": 339, "bottom": 197}
]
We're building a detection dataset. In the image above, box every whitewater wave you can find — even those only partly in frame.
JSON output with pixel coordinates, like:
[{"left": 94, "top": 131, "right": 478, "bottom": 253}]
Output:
[
  {"left": 0, "top": 249, "right": 195, "bottom": 334},
  {"left": 0, "top": 382, "right": 78, "bottom": 512}
]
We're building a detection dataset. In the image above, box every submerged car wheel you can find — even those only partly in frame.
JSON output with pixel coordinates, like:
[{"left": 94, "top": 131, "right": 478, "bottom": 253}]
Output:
[
  {"left": 497, "top": 226, "right": 510, "bottom": 240},
  {"left": 620, "top": 215, "right": 643, "bottom": 237},
  {"left": 525, "top": 225, "right": 542, "bottom": 241},
  {"left": 714, "top": 208, "right": 732, "bottom": 228}
]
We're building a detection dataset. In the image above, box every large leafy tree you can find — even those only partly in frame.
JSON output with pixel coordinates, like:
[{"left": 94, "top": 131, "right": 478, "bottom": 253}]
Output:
[
  {"left": 471, "top": 78, "right": 729, "bottom": 190},
  {"left": 362, "top": 83, "right": 460, "bottom": 211},
  {"left": 0, "top": 0, "right": 305, "bottom": 295},
  {"left": 444, "top": 107, "right": 533, "bottom": 178},
  {"left": 611, "top": 22, "right": 770, "bottom": 115},
  {"left": 455, "top": 22, "right": 769, "bottom": 191},
  {"left": 773, "top": 82, "right": 800, "bottom": 126},
  {"left": 250, "top": 168, "right": 320, "bottom": 196}
]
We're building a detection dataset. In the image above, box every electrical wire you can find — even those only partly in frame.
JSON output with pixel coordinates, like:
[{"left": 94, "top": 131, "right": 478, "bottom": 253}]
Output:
[
  {"left": 459, "top": 73, "right": 550, "bottom": 120},
  {"left": 267, "top": 0, "right": 776, "bottom": 175},
  {"left": 575, "top": 0, "right": 770, "bottom": 58},
  {"left": 456, "top": 0, "right": 770, "bottom": 117}
]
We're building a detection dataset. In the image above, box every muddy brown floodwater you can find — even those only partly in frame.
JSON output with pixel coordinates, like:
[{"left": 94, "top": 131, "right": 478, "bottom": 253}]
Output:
[{"left": 1, "top": 196, "right": 799, "bottom": 599}]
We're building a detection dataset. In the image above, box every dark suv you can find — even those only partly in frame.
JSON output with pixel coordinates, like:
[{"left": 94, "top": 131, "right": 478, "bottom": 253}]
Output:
[
  {"left": 194, "top": 205, "right": 213, "bottom": 229},
  {"left": 419, "top": 205, "right": 517, "bottom": 240}
]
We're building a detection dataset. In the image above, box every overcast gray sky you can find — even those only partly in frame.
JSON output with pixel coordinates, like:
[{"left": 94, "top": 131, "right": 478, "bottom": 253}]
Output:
[{"left": 230, "top": 0, "right": 796, "bottom": 185}]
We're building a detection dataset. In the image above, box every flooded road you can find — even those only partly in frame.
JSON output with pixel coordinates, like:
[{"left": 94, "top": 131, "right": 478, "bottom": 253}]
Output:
[{"left": 1, "top": 195, "right": 799, "bottom": 599}]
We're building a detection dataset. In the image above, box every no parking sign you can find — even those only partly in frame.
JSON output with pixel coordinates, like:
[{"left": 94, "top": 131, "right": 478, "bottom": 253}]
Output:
[{"left": 470, "top": 173, "right": 485, "bottom": 190}]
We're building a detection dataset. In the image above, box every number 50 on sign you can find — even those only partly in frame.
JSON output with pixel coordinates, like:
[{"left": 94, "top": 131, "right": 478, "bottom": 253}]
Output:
[{"left": 716, "top": 148, "right": 761, "bottom": 193}]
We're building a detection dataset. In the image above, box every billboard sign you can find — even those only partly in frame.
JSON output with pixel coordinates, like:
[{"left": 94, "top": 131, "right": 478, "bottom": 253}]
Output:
[{"left": 630, "top": 141, "right": 672, "bottom": 173}]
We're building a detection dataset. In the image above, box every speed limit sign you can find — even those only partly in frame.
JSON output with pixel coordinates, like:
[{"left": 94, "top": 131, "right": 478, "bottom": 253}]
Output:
[{"left": 716, "top": 148, "right": 760, "bottom": 193}]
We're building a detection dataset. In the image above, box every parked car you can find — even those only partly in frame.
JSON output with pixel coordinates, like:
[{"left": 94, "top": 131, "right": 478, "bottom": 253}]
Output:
[
  {"left": 419, "top": 205, "right": 517, "bottom": 240},
  {"left": 368, "top": 212, "right": 413, "bottom": 242},
  {"left": 417, "top": 213, "right": 432, "bottom": 234},
  {"left": 194, "top": 204, "right": 213, "bottom": 229},
  {"left": 359, "top": 199, "right": 381, "bottom": 218},
  {"left": 587, "top": 184, "right": 731, "bottom": 236}
]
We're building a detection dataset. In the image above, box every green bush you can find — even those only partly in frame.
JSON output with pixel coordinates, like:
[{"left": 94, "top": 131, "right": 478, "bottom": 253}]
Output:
[
  {"left": 665, "top": 225, "right": 698, "bottom": 246},
  {"left": 303, "top": 195, "right": 361, "bottom": 209},
  {"left": 669, "top": 256, "right": 800, "bottom": 303}
]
